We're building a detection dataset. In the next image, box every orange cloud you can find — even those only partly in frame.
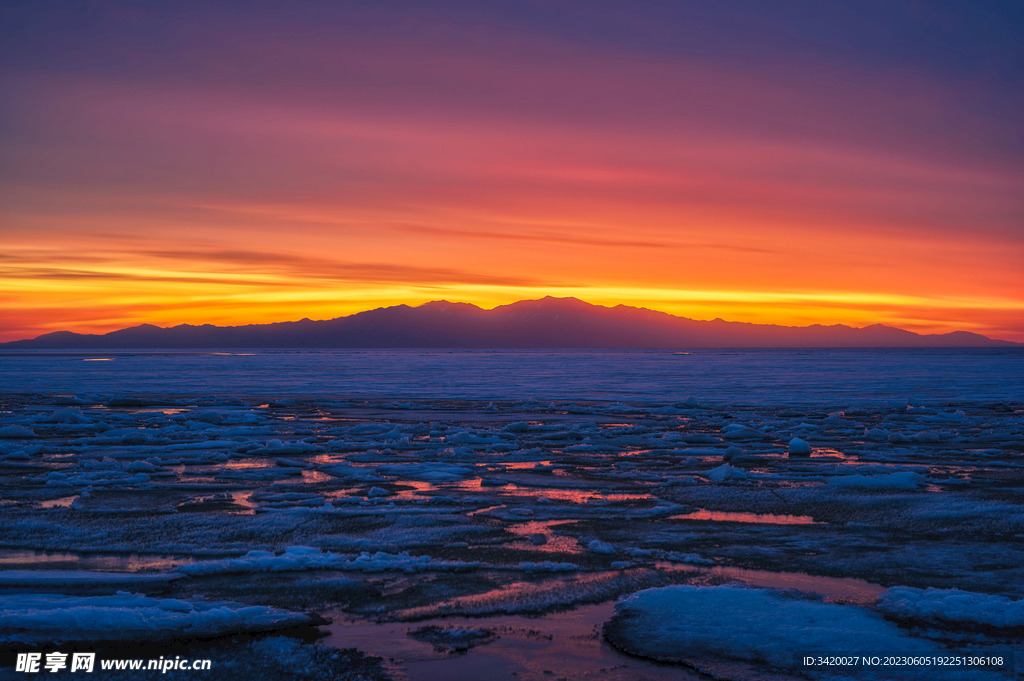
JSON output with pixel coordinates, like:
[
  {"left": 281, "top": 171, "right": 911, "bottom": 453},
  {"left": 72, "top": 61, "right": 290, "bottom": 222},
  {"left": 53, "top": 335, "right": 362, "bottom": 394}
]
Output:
[{"left": 1, "top": 14, "right": 1021, "bottom": 343}]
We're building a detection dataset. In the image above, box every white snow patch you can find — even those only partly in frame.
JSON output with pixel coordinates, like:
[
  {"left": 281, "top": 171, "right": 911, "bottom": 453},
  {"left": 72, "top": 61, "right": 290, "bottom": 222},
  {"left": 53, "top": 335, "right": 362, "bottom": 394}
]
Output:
[
  {"left": 788, "top": 437, "right": 811, "bottom": 455},
  {"left": 0, "top": 593, "right": 318, "bottom": 643},
  {"left": 706, "top": 464, "right": 747, "bottom": 481},
  {"left": 0, "top": 425, "right": 37, "bottom": 438},
  {"left": 878, "top": 587, "right": 1024, "bottom": 628},
  {"left": 606, "top": 585, "right": 946, "bottom": 675},
  {"left": 257, "top": 439, "right": 320, "bottom": 455},
  {"left": 318, "top": 464, "right": 383, "bottom": 481},
  {"left": 177, "top": 546, "right": 478, "bottom": 575},
  {"left": 43, "top": 408, "right": 92, "bottom": 424},
  {"left": 125, "top": 461, "right": 158, "bottom": 473},
  {"left": 375, "top": 463, "right": 475, "bottom": 481}
]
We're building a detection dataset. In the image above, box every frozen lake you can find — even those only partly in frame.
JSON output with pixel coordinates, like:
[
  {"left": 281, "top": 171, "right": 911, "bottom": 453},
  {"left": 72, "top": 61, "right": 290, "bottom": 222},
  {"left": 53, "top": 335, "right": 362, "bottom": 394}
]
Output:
[
  {"left": 1, "top": 348, "right": 1022, "bottom": 679},
  {"left": 2, "top": 347, "right": 1022, "bottom": 406}
]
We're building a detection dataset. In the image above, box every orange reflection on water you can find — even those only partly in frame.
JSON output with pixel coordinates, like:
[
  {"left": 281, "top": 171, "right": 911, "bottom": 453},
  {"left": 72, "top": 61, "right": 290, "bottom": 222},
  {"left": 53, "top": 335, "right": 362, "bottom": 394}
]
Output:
[
  {"left": 299, "top": 469, "right": 332, "bottom": 484},
  {"left": 0, "top": 549, "right": 191, "bottom": 571},
  {"left": 506, "top": 520, "right": 582, "bottom": 554},
  {"left": 126, "top": 408, "right": 191, "bottom": 415},
  {"left": 39, "top": 496, "right": 77, "bottom": 509},
  {"left": 396, "top": 572, "right": 629, "bottom": 620},
  {"left": 451, "top": 479, "right": 488, "bottom": 492},
  {"left": 810, "top": 448, "right": 858, "bottom": 461},
  {"left": 700, "top": 566, "right": 885, "bottom": 604},
  {"left": 389, "top": 480, "right": 438, "bottom": 500},
  {"left": 509, "top": 487, "right": 652, "bottom": 504},
  {"left": 229, "top": 491, "right": 256, "bottom": 508},
  {"left": 452, "top": 479, "right": 652, "bottom": 505},
  {"left": 670, "top": 509, "right": 820, "bottom": 525}
]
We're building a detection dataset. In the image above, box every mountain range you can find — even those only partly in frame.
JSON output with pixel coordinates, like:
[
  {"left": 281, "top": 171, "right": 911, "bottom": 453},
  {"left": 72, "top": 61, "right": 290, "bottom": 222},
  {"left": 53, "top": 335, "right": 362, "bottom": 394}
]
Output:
[{"left": 3, "top": 297, "right": 1018, "bottom": 349}]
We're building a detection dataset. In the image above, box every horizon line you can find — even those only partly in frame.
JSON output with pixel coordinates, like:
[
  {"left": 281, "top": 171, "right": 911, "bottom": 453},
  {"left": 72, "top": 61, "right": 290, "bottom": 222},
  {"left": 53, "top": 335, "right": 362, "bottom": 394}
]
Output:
[{"left": 4, "top": 296, "right": 1019, "bottom": 345}]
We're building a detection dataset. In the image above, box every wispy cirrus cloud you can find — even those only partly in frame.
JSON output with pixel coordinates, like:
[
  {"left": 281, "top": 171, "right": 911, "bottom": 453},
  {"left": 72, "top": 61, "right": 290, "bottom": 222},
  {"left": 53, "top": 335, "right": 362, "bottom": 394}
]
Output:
[{"left": 0, "top": 249, "right": 554, "bottom": 289}]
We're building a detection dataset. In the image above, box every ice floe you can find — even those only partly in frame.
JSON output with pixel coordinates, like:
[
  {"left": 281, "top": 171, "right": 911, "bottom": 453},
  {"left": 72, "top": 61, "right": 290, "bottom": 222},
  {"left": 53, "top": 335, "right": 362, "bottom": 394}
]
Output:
[
  {"left": 878, "top": 587, "right": 1024, "bottom": 628},
  {"left": 603, "top": 585, "right": 1007, "bottom": 679},
  {"left": 177, "top": 546, "right": 479, "bottom": 575},
  {"left": 0, "top": 593, "right": 322, "bottom": 643}
]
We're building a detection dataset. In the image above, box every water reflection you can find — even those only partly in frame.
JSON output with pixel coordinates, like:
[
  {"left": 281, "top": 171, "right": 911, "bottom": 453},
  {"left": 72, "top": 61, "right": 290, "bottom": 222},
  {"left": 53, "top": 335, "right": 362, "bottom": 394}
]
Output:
[
  {"left": 494, "top": 461, "right": 553, "bottom": 470},
  {"left": 696, "top": 565, "right": 885, "bottom": 604},
  {"left": 388, "top": 481, "right": 437, "bottom": 500},
  {"left": 451, "top": 480, "right": 651, "bottom": 505},
  {"left": 670, "top": 509, "right": 820, "bottom": 525},
  {"left": 506, "top": 520, "right": 582, "bottom": 554},
  {"left": 324, "top": 602, "right": 700, "bottom": 681},
  {"left": 810, "top": 448, "right": 858, "bottom": 461},
  {"left": 0, "top": 549, "right": 192, "bottom": 571},
  {"left": 40, "top": 496, "right": 77, "bottom": 508}
]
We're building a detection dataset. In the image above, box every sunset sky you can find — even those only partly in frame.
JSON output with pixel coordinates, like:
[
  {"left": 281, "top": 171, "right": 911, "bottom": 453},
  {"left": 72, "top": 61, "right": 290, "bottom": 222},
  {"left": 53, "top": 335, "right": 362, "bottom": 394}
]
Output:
[{"left": 2, "top": 0, "right": 1022, "bottom": 342}]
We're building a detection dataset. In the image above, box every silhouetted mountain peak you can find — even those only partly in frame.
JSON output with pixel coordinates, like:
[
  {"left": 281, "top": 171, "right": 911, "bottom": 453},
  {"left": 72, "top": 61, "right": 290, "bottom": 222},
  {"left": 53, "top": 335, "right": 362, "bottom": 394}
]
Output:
[
  {"left": 418, "top": 300, "right": 484, "bottom": 313},
  {"left": 3, "top": 298, "right": 1018, "bottom": 349}
]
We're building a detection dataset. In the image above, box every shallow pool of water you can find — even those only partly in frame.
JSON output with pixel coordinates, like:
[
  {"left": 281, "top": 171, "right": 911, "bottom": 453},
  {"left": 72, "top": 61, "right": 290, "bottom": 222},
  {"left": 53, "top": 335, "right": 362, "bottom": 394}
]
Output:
[
  {"left": 323, "top": 602, "right": 703, "bottom": 681},
  {"left": 698, "top": 565, "right": 885, "bottom": 604},
  {"left": 670, "top": 509, "right": 821, "bottom": 525},
  {"left": 0, "top": 549, "right": 193, "bottom": 571}
]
